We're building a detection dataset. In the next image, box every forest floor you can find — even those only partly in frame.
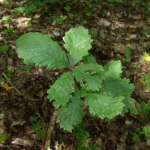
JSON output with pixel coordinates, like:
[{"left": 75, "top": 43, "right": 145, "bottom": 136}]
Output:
[{"left": 0, "top": 0, "right": 150, "bottom": 150}]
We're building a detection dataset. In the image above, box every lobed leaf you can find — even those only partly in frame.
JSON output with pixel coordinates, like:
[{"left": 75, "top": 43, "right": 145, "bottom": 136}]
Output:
[
  {"left": 73, "top": 64, "right": 104, "bottom": 91},
  {"left": 104, "top": 77, "right": 138, "bottom": 115},
  {"left": 83, "top": 53, "right": 98, "bottom": 65},
  {"left": 0, "top": 44, "right": 9, "bottom": 53},
  {"left": 47, "top": 0, "right": 57, "bottom": 4},
  {"left": 57, "top": 87, "right": 83, "bottom": 132},
  {"left": 47, "top": 72, "right": 75, "bottom": 109},
  {"left": 16, "top": 32, "right": 69, "bottom": 70},
  {"left": 63, "top": 26, "right": 93, "bottom": 66},
  {"left": 85, "top": 93, "right": 125, "bottom": 119},
  {"left": 11, "top": 7, "right": 26, "bottom": 13},
  {"left": 32, "top": 0, "right": 46, "bottom": 6},
  {"left": 104, "top": 60, "right": 123, "bottom": 80},
  {"left": 2, "top": 16, "right": 12, "bottom": 22},
  {"left": 25, "top": 5, "right": 36, "bottom": 17}
]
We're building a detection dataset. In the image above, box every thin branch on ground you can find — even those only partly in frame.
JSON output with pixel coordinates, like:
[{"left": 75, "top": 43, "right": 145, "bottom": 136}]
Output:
[
  {"left": 3, "top": 73, "right": 21, "bottom": 94},
  {"left": 41, "top": 108, "right": 58, "bottom": 150}
]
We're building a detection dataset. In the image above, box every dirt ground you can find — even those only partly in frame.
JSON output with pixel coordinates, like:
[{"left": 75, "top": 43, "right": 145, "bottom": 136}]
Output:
[{"left": 0, "top": 0, "right": 150, "bottom": 150}]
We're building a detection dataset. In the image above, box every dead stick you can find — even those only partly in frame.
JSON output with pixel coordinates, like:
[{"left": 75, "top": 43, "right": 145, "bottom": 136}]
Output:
[
  {"left": 3, "top": 73, "right": 21, "bottom": 94},
  {"left": 41, "top": 108, "right": 58, "bottom": 150}
]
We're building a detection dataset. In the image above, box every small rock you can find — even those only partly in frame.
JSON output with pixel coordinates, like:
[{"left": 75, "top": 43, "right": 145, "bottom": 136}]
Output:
[
  {"left": 33, "top": 14, "right": 41, "bottom": 19},
  {"left": 109, "top": 52, "right": 114, "bottom": 58},
  {"left": 0, "top": 113, "right": 4, "bottom": 119},
  {"left": 116, "top": 12, "right": 123, "bottom": 18},
  {"left": 116, "top": 54, "right": 121, "bottom": 58},
  {"left": 127, "top": 34, "right": 137, "bottom": 39},
  {"left": 11, "top": 138, "right": 34, "bottom": 147},
  {"left": 130, "top": 62, "right": 140, "bottom": 68},
  {"left": 52, "top": 31, "right": 60, "bottom": 36},
  {"left": 52, "top": 21, "right": 56, "bottom": 26},
  {"left": 7, "top": 58, "right": 13, "bottom": 65},
  {"left": 120, "top": 132, "right": 128, "bottom": 143},
  {"left": 106, "top": 12, "right": 110, "bottom": 17},
  {"left": 55, "top": 72, "right": 59, "bottom": 76},
  {"left": 99, "top": 30, "right": 105, "bottom": 39},
  {"left": 147, "top": 139, "right": 150, "bottom": 146}
]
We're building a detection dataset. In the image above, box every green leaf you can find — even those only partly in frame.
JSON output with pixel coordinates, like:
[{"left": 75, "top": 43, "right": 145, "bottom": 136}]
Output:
[
  {"left": 2, "top": 16, "right": 12, "bottom": 22},
  {"left": 83, "top": 20, "right": 87, "bottom": 24},
  {"left": 67, "top": 13, "right": 73, "bottom": 20},
  {"left": 135, "top": 128, "right": 141, "bottom": 133},
  {"left": 80, "top": 87, "right": 88, "bottom": 97},
  {"left": 11, "top": 7, "right": 26, "bottom": 13},
  {"left": 129, "top": 45, "right": 135, "bottom": 50},
  {"left": 127, "top": 98, "right": 138, "bottom": 115},
  {"left": 85, "top": 93, "right": 125, "bottom": 119},
  {"left": 51, "top": 16, "right": 64, "bottom": 24},
  {"left": 87, "top": 142, "right": 97, "bottom": 150},
  {"left": 73, "top": 64, "right": 104, "bottom": 91},
  {"left": 35, "top": 129, "right": 44, "bottom": 140},
  {"left": 24, "top": 66, "right": 32, "bottom": 71},
  {"left": 47, "top": 72, "right": 74, "bottom": 109},
  {"left": 30, "top": 116, "right": 37, "bottom": 123},
  {"left": 16, "top": 32, "right": 69, "bottom": 70},
  {"left": 63, "top": 26, "right": 93, "bottom": 66},
  {"left": 73, "top": 125, "right": 90, "bottom": 144},
  {"left": 25, "top": 5, "right": 36, "bottom": 17},
  {"left": 104, "top": 60, "right": 123, "bottom": 80},
  {"left": 83, "top": 53, "right": 98, "bottom": 65},
  {"left": 7, "top": 28, "right": 14, "bottom": 34},
  {"left": 47, "top": 0, "right": 57, "bottom": 4},
  {"left": 0, "top": 44, "right": 9, "bottom": 53},
  {"left": 0, "top": 133, "right": 7, "bottom": 143},
  {"left": 131, "top": 132, "right": 140, "bottom": 142},
  {"left": 92, "top": 29, "right": 98, "bottom": 37},
  {"left": 31, "top": 120, "right": 44, "bottom": 131},
  {"left": 32, "top": 0, "right": 46, "bottom": 6},
  {"left": 0, "top": 78, "right": 5, "bottom": 83},
  {"left": 141, "top": 126, "right": 150, "bottom": 139},
  {"left": 143, "top": 25, "right": 148, "bottom": 30},
  {"left": 104, "top": 77, "right": 137, "bottom": 115},
  {"left": 57, "top": 87, "right": 83, "bottom": 132},
  {"left": 140, "top": 101, "right": 150, "bottom": 116},
  {"left": 116, "top": 0, "right": 122, "bottom": 3},
  {"left": 2, "top": 0, "right": 10, "bottom": 4},
  {"left": 108, "top": 0, "right": 114, "bottom": 2},
  {"left": 64, "top": 5, "right": 71, "bottom": 12},
  {"left": 6, "top": 70, "right": 12, "bottom": 74}
]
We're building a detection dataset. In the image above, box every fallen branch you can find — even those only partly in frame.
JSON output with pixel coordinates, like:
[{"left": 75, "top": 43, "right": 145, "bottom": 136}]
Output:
[
  {"left": 3, "top": 73, "right": 21, "bottom": 94},
  {"left": 41, "top": 108, "right": 58, "bottom": 150}
]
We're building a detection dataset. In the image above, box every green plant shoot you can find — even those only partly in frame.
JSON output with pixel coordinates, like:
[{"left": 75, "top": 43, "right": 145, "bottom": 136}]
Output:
[
  {"left": 15, "top": 26, "right": 138, "bottom": 132},
  {"left": 0, "top": 133, "right": 7, "bottom": 143}
]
